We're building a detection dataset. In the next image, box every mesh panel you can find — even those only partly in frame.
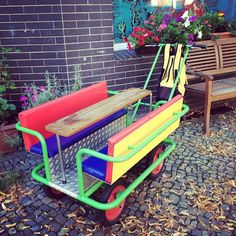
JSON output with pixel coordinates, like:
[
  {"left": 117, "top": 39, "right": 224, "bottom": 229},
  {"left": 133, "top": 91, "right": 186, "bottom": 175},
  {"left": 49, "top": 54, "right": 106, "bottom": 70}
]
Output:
[{"left": 48, "top": 115, "right": 126, "bottom": 193}]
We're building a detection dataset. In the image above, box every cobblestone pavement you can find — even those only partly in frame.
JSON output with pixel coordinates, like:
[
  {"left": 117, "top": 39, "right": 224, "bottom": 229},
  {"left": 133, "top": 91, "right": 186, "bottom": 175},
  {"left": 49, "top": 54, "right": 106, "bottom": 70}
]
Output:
[{"left": 0, "top": 110, "right": 235, "bottom": 236}]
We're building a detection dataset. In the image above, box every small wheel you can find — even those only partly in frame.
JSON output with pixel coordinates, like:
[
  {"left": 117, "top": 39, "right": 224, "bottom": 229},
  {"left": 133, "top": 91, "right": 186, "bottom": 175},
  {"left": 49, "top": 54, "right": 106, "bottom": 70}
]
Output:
[
  {"left": 146, "top": 144, "right": 165, "bottom": 180},
  {"left": 99, "top": 179, "right": 127, "bottom": 226},
  {"left": 43, "top": 185, "right": 64, "bottom": 199}
]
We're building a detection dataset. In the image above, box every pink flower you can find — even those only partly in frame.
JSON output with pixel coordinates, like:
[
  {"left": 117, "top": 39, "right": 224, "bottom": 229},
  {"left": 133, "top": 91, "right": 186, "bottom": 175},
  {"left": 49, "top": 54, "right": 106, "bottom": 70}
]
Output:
[
  {"left": 20, "top": 95, "right": 27, "bottom": 101},
  {"left": 144, "top": 20, "right": 150, "bottom": 25},
  {"left": 149, "top": 15, "right": 155, "bottom": 20},
  {"left": 23, "top": 101, "right": 28, "bottom": 107},
  {"left": 150, "top": 22, "right": 155, "bottom": 26},
  {"left": 31, "top": 95, "right": 37, "bottom": 102},
  {"left": 39, "top": 86, "right": 45, "bottom": 91},
  {"left": 157, "top": 23, "right": 167, "bottom": 32}
]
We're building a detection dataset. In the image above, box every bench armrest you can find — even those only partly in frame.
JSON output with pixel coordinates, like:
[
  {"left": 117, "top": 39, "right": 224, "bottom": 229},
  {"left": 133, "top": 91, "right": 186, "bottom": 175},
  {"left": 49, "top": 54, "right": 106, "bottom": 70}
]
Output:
[{"left": 187, "top": 65, "right": 214, "bottom": 81}]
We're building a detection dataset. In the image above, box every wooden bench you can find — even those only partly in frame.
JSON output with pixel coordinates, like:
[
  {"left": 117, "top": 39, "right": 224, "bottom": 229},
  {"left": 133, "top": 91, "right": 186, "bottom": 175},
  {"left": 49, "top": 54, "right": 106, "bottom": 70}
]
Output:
[{"left": 187, "top": 38, "right": 236, "bottom": 135}]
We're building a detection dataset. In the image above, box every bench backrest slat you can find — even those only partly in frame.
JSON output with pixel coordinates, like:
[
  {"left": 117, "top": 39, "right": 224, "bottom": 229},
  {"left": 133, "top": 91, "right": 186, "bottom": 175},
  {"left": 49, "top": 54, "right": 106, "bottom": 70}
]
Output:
[
  {"left": 218, "top": 38, "right": 236, "bottom": 69},
  {"left": 106, "top": 95, "right": 183, "bottom": 184},
  {"left": 187, "top": 40, "right": 220, "bottom": 74},
  {"left": 19, "top": 81, "right": 108, "bottom": 151}
]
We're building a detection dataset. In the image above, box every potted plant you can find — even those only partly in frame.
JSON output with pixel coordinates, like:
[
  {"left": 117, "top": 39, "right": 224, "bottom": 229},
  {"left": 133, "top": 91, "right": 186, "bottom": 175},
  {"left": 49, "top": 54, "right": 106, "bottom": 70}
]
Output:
[
  {"left": 198, "top": 12, "right": 232, "bottom": 40},
  {"left": 0, "top": 47, "right": 19, "bottom": 154},
  {"left": 126, "top": 11, "right": 202, "bottom": 54}
]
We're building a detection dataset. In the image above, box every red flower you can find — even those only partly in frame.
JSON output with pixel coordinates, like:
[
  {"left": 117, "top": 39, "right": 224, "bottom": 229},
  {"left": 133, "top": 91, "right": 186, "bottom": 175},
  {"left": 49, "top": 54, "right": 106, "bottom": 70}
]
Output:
[
  {"left": 138, "top": 36, "right": 145, "bottom": 46},
  {"left": 153, "top": 36, "right": 159, "bottom": 42}
]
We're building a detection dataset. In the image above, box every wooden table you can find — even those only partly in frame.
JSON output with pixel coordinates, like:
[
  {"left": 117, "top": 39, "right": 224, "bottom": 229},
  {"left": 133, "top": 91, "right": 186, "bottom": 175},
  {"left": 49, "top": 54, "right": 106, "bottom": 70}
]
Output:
[
  {"left": 45, "top": 87, "right": 151, "bottom": 183},
  {"left": 46, "top": 87, "right": 152, "bottom": 137}
]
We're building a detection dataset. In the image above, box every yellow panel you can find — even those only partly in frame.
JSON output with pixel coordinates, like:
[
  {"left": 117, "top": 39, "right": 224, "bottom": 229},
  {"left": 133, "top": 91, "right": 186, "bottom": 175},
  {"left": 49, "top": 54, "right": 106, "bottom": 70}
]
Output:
[{"left": 111, "top": 98, "right": 183, "bottom": 184}]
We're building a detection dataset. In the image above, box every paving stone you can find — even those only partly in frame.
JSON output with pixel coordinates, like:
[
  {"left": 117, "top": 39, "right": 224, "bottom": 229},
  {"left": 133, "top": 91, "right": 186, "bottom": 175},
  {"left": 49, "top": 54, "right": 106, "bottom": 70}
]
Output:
[
  {"left": 31, "top": 225, "right": 41, "bottom": 232},
  {"left": 41, "top": 197, "right": 53, "bottom": 205},
  {"left": 35, "top": 216, "right": 44, "bottom": 223},
  {"left": 55, "top": 214, "right": 67, "bottom": 224},
  {"left": 58, "top": 227, "right": 69, "bottom": 236},
  {"left": 26, "top": 220, "right": 36, "bottom": 227},
  {"left": 48, "top": 209, "right": 57, "bottom": 218},
  {"left": 202, "top": 231, "right": 209, "bottom": 236},
  {"left": 139, "top": 205, "right": 147, "bottom": 212},
  {"left": 169, "top": 194, "right": 179, "bottom": 205},
  {"left": 48, "top": 233, "right": 57, "bottom": 236},
  {"left": 51, "top": 222, "right": 61, "bottom": 232},
  {"left": 32, "top": 200, "right": 42, "bottom": 208},
  {"left": 7, "top": 228, "right": 17, "bottom": 235},
  {"left": 190, "top": 220, "right": 198, "bottom": 229}
]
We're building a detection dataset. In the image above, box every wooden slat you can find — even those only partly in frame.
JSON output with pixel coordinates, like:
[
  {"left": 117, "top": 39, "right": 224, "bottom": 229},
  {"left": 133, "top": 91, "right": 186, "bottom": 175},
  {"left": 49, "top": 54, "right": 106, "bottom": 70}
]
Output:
[
  {"left": 187, "top": 78, "right": 236, "bottom": 97},
  {"left": 46, "top": 88, "right": 151, "bottom": 137}
]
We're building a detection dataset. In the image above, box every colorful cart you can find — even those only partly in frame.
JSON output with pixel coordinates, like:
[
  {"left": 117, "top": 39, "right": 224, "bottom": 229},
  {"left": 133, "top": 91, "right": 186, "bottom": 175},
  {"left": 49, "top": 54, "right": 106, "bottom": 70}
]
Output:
[{"left": 16, "top": 44, "right": 201, "bottom": 225}]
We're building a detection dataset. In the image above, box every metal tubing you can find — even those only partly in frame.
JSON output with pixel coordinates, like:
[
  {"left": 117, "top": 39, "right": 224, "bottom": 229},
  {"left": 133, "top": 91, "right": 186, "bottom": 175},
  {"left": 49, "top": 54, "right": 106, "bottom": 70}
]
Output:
[
  {"left": 56, "top": 134, "right": 66, "bottom": 184},
  {"left": 129, "top": 44, "right": 164, "bottom": 125},
  {"left": 149, "top": 92, "right": 153, "bottom": 112},
  {"left": 168, "top": 46, "right": 191, "bottom": 100},
  {"left": 32, "top": 138, "right": 175, "bottom": 210},
  {"left": 15, "top": 122, "right": 52, "bottom": 181},
  {"left": 76, "top": 103, "right": 189, "bottom": 164}
]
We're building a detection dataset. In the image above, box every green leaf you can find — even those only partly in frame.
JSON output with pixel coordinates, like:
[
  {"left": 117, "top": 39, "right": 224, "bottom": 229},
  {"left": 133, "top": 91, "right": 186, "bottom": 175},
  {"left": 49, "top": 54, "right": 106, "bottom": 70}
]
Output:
[
  {"left": 8, "top": 104, "right": 16, "bottom": 110},
  {"left": 1, "top": 104, "right": 8, "bottom": 110}
]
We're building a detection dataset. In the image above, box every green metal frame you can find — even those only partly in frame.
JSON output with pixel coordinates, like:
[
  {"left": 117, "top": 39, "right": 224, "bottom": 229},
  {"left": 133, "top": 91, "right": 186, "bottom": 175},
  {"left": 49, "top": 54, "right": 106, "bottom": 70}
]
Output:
[
  {"left": 17, "top": 103, "right": 189, "bottom": 210},
  {"left": 130, "top": 44, "right": 191, "bottom": 124}
]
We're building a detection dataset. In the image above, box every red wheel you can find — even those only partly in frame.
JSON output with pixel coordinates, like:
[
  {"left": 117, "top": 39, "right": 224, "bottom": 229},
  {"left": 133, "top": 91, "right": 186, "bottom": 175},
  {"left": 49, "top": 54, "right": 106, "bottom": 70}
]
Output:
[
  {"left": 146, "top": 144, "right": 165, "bottom": 180},
  {"left": 43, "top": 185, "right": 64, "bottom": 199},
  {"left": 99, "top": 179, "right": 126, "bottom": 226}
]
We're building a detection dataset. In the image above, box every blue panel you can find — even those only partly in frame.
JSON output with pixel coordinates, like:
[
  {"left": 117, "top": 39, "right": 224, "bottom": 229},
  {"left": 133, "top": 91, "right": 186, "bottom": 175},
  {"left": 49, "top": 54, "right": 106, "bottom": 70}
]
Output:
[
  {"left": 82, "top": 146, "right": 108, "bottom": 181},
  {"left": 30, "top": 109, "right": 126, "bottom": 158}
]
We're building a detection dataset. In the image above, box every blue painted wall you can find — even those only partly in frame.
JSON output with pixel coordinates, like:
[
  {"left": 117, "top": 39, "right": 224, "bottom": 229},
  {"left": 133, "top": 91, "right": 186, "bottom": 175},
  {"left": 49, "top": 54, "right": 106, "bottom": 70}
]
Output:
[
  {"left": 113, "top": 0, "right": 236, "bottom": 43},
  {"left": 206, "top": 0, "right": 236, "bottom": 20}
]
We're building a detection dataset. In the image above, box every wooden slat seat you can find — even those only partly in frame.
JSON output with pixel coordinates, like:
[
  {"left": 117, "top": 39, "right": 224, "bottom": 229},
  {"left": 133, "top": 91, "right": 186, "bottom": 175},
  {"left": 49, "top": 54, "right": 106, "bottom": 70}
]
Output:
[{"left": 186, "top": 38, "right": 236, "bottom": 135}]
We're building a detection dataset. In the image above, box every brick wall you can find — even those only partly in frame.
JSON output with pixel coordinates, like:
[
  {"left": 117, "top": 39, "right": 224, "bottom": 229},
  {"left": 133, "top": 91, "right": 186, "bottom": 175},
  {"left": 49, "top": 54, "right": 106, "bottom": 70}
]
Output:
[{"left": 0, "top": 0, "right": 162, "bottom": 108}]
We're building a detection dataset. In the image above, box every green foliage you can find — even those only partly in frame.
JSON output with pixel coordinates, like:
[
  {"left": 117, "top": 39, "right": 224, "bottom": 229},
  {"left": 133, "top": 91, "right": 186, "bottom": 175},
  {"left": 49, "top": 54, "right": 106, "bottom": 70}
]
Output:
[
  {"left": 128, "top": 11, "right": 232, "bottom": 48},
  {"left": 0, "top": 47, "right": 17, "bottom": 124},
  {"left": 21, "top": 65, "right": 83, "bottom": 110},
  {"left": 198, "top": 12, "right": 231, "bottom": 40},
  {"left": 0, "top": 171, "right": 22, "bottom": 191},
  {"left": 3, "top": 132, "right": 22, "bottom": 149}
]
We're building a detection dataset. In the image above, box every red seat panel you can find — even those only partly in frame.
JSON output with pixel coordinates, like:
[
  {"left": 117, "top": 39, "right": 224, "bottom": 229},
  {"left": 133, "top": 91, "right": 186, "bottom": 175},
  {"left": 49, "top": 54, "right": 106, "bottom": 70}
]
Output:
[{"left": 19, "top": 81, "right": 108, "bottom": 151}]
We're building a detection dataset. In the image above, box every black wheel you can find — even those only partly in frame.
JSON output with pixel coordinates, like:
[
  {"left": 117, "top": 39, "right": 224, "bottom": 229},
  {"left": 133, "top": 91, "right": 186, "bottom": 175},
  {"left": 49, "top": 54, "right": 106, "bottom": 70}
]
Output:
[
  {"left": 146, "top": 144, "right": 165, "bottom": 180},
  {"left": 43, "top": 185, "right": 64, "bottom": 199},
  {"left": 99, "top": 179, "right": 127, "bottom": 226}
]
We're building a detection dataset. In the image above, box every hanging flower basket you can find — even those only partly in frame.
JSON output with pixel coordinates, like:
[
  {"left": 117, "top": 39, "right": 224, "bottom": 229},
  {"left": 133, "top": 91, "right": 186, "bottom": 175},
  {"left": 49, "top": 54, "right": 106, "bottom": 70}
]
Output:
[{"left": 135, "top": 45, "right": 159, "bottom": 55}]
